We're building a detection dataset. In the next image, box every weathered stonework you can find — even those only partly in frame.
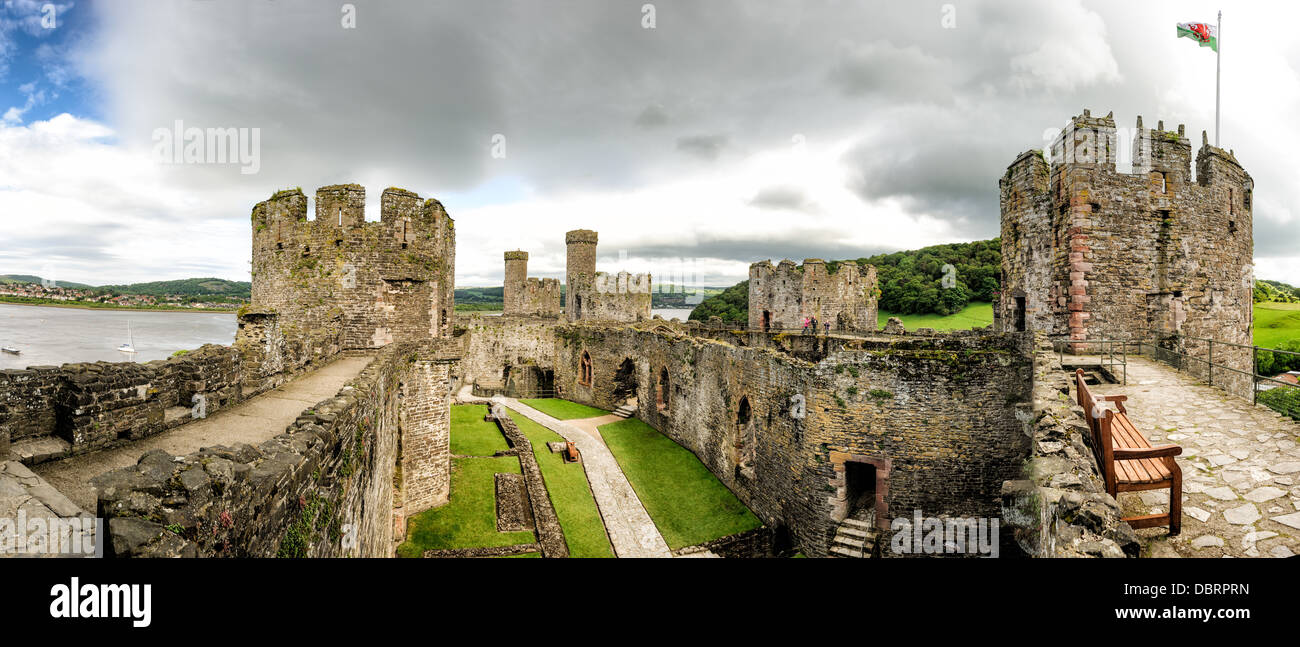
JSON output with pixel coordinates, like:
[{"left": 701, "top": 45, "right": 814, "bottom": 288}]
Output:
[
  {"left": 564, "top": 229, "right": 651, "bottom": 323},
  {"left": 999, "top": 110, "right": 1253, "bottom": 391},
  {"left": 464, "top": 318, "right": 1035, "bottom": 557},
  {"left": 92, "top": 340, "right": 458, "bottom": 558},
  {"left": 243, "top": 185, "right": 456, "bottom": 377},
  {"left": 999, "top": 333, "right": 1140, "bottom": 557},
  {"left": 748, "top": 259, "right": 879, "bottom": 332},
  {"left": 503, "top": 251, "right": 561, "bottom": 317}
]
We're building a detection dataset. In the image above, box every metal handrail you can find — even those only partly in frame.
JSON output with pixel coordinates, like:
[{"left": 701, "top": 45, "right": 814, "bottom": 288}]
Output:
[{"left": 1136, "top": 329, "right": 1299, "bottom": 420}]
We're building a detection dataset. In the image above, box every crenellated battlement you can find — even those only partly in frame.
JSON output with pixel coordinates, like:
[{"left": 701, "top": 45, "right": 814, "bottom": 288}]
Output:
[
  {"left": 243, "top": 184, "right": 456, "bottom": 370},
  {"left": 502, "top": 249, "right": 561, "bottom": 317},
  {"left": 564, "top": 229, "right": 650, "bottom": 322},
  {"left": 999, "top": 110, "right": 1253, "bottom": 383},
  {"left": 748, "top": 258, "right": 877, "bottom": 332}
]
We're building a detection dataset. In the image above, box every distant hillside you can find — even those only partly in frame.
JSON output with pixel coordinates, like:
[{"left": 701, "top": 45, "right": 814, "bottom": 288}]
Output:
[
  {"left": 1256, "top": 279, "right": 1300, "bottom": 303},
  {"left": 689, "top": 239, "right": 1002, "bottom": 322},
  {"left": 0, "top": 274, "right": 94, "bottom": 289},
  {"left": 96, "top": 278, "right": 251, "bottom": 298}
]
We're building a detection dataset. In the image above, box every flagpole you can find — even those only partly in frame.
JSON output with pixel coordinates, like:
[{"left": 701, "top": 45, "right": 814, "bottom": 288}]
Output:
[{"left": 1216, "top": 10, "right": 1221, "bottom": 147}]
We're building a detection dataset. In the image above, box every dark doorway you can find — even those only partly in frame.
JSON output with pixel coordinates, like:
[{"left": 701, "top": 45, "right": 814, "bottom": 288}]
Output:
[
  {"left": 736, "top": 396, "right": 755, "bottom": 475},
  {"left": 761, "top": 310, "right": 771, "bottom": 332},
  {"left": 844, "top": 462, "right": 877, "bottom": 523},
  {"left": 1014, "top": 296, "right": 1026, "bottom": 332},
  {"left": 613, "top": 358, "right": 637, "bottom": 402},
  {"left": 655, "top": 368, "right": 670, "bottom": 412}
]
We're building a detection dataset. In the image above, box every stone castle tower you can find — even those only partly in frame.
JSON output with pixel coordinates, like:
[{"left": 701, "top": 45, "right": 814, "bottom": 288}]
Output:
[
  {"left": 502, "top": 250, "right": 561, "bottom": 317},
  {"left": 239, "top": 184, "right": 455, "bottom": 381},
  {"left": 564, "top": 229, "right": 651, "bottom": 322},
  {"left": 748, "top": 259, "right": 878, "bottom": 332},
  {"left": 998, "top": 110, "right": 1253, "bottom": 382}
]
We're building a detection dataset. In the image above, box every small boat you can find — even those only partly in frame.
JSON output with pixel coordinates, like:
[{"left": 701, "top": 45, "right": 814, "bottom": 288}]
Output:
[
  {"left": 1, "top": 346, "right": 18, "bottom": 355},
  {"left": 118, "top": 320, "right": 137, "bottom": 354}
]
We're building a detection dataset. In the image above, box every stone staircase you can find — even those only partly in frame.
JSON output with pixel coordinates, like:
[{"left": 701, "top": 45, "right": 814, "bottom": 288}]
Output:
[
  {"left": 829, "top": 518, "right": 879, "bottom": 558},
  {"left": 611, "top": 398, "right": 637, "bottom": 419}
]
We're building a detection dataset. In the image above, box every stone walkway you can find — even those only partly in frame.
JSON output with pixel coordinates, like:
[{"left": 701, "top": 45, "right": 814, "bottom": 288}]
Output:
[
  {"left": 454, "top": 386, "right": 672, "bottom": 557},
  {"left": 1091, "top": 357, "right": 1300, "bottom": 558},
  {"left": 35, "top": 354, "right": 374, "bottom": 512}
]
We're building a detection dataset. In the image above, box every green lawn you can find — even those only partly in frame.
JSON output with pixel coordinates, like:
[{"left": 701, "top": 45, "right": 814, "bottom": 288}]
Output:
[
  {"left": 396, "top": 456, "right": 535, "bottom": 557},
  {"left": 519, "top": 398, "right": 610, "bottom": 420},
  {"left": 877, "top": 301, "right": 994, "bottom": 331},
  {"left": 598, "top": 418, "right": 761, "bottom": 550},
  {"left": 450, "top": 404, "right": 512, "bottom": 456},
  {"left": 1254, "top": 302, "right": 1300, "bottom": 348},
  {"left": 507, "top": 411, "right": 614, "bottom": 558}
]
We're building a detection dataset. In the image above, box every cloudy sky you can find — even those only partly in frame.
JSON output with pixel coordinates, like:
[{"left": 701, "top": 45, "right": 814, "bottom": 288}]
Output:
[{"left": 1, "top": 0, "right": 1297, "bottom": 289}]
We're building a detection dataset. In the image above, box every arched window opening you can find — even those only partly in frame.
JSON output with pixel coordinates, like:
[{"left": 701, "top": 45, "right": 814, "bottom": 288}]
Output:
[
  {"left": 579, "top": 351, "right": 593, "bottom": 386},
  {"left": 655, "top": 368, "right": 670, "bottom": 412}
]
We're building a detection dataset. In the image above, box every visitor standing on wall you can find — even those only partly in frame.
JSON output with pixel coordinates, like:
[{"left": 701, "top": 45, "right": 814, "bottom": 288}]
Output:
[{"left": 802, "top": 317, "right": 810, "bottom": 335}]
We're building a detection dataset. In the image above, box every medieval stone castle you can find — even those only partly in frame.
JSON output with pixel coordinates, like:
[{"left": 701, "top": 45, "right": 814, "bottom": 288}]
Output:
[
  {"left": 0, "top": 109, "right": 1257, "bottom": 559},
  {"left": 997, "top": 109, "right": 1255, "bottom": 390}
]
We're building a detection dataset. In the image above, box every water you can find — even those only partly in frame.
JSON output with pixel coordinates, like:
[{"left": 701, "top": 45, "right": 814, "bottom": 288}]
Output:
[
  {"left": 652, "top": 308, "right": 695, "bottom": 322},
  {"left": 0, "top": 304, "right": 237, "bottom": 369}
]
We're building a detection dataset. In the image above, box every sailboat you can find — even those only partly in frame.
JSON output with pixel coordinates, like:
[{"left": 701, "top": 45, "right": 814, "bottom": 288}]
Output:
[{"left": 118, "top": 320, "right": 137, "bottom": 354}]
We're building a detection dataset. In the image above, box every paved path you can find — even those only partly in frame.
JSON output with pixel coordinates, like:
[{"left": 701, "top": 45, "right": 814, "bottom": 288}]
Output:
[
  {"left": 1091, "top": 357, "right": 1300, "bottom": 558},
  {"left": 455, "top": 386, "right": 672, "bottom": 557},
  {"left": 36, "top": 355, "right": 375, "bottom": 512}
]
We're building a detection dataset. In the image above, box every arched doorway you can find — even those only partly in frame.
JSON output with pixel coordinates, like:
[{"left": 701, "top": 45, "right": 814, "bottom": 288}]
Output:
[{"left": 612, "top": 358, "right": 637, "bottom": 403}]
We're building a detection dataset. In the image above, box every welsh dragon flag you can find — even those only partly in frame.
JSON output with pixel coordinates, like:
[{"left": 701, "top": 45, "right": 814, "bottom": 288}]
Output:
[{"left": 1177, "top": 22, "right": 1218, "bottom": 52}]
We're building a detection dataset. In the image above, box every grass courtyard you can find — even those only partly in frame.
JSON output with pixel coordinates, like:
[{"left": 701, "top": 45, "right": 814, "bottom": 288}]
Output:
[
  {"left": 397, "top": 403, "right": 613, "bottom": 558},
  {"left": 598, "top": 418, "right": 762, "bottom": 550},
  {"left": 518, "top": 398, "right": 609, "bottom": 420},
  {"left": 395, "top": 454, "right": 534, "bottom": 557},
  {"left": 507, "top": 412, "right": 614, "bottom": 558},
  {"left": 877, "top": 301, "right": 994, "bottom": 331}
]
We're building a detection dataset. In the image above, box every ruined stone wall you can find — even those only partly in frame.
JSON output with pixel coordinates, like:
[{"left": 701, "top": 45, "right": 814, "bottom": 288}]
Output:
[
  {"left": 503, "top": 251, "right": 561, "bottom": 317},
  {"left": 999, "top": 333, "right": 1139, "bottom": 557},
  {"left": 564, "top": 229, "right": 651, "bottom": 323},
  {"left": 551, "top": 322, "right": 1032, "bottom": 556},
  {"left": 748, "top": 259, "right": 878, "bottom": 332},
  {"left": 0, "top": 345, "right": 243, "bottom": 465},
  {"left": 244, "top": 185, "right": 455, "bottom": 375},
  {"left": 454, "top": 315, "right": 559, "bottom": 394},
  {"left": 999, "top": 110, "right": 1253, "bottom": 380},
  {"left": 93, "top": 340, "right": 458, "bottom": 558}
]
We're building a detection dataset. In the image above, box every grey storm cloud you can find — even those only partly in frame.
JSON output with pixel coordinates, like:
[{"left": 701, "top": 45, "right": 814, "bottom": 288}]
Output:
[
  {"left": 675, "top": 134, "right": 728, "bottom": 160},
  {"left": 3, "top": 0, "right": 1291, "bottom": 284}
]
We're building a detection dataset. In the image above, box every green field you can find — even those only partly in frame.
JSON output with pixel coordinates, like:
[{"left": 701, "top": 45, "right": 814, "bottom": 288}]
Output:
[
  {"left": 518, "top": 398, "right": 609, "bottom": 420},
  {"left": 396, "top": 455, "right": 534, "bottom": 557},
  {"left": 1253, "top": 302, "right": 1300, "bottom": 349},
  {"left": 449, "top": 404, "right": 511, "bottom": 456},
  {"left": 877, "top": 301, "right": 994, "bottom": 331},
  {"left": 598, "top": 418, "right": 761, "bottom": 550},
  {"left": 871, "top": 300, "right": 1300, "bottom": 349},
  {"left": 507, "top": 412, "right": 614, "bottom": 558}
]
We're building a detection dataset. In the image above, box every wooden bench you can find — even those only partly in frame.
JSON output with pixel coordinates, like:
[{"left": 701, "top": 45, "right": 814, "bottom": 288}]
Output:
[{"left": 1074, "top": 369, "right": 1183, "bottom": 535}]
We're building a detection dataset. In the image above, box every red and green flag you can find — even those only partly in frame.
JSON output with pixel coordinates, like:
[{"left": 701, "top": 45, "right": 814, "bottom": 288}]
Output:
[{"left": 1177, "top": 22, "right": 1218, "bottom": 52}]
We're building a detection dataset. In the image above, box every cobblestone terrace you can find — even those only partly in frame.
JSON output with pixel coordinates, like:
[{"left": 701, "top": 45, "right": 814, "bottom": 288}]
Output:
[{"left": 1091, "top": 357, "right": 1300, "bottom": 558}]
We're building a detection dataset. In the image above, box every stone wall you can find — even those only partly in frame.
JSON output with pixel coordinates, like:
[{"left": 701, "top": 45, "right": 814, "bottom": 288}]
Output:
[
  {"left": 244, "top": 185, "right": 456, "bottom": 373},
  {"left": 564, "top": 229, "right": 651, "bottom": 323},
  {"left": 999, "top": 110, "right": 1253, "bottom": 382},
  {"left": 0, "top": 345, "right": 243, "bottom": 465},
  {"left": 550, "top": 321, "right": 1033, "bottom": 557},
  {"left": 999, "top": 333, "right": 1140, "bottom": 557},
  {"left": 748, "top": 259, "right": 878, "bottom": 332},
  {"left": 503, "top": 251, "right": 561, "bottom": 317},
  {"left": 455, "top": 314, "right": 558, "bottom": 395},
  {"left": 92, "top": 340, "right": 458, "bottom": 558}
]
